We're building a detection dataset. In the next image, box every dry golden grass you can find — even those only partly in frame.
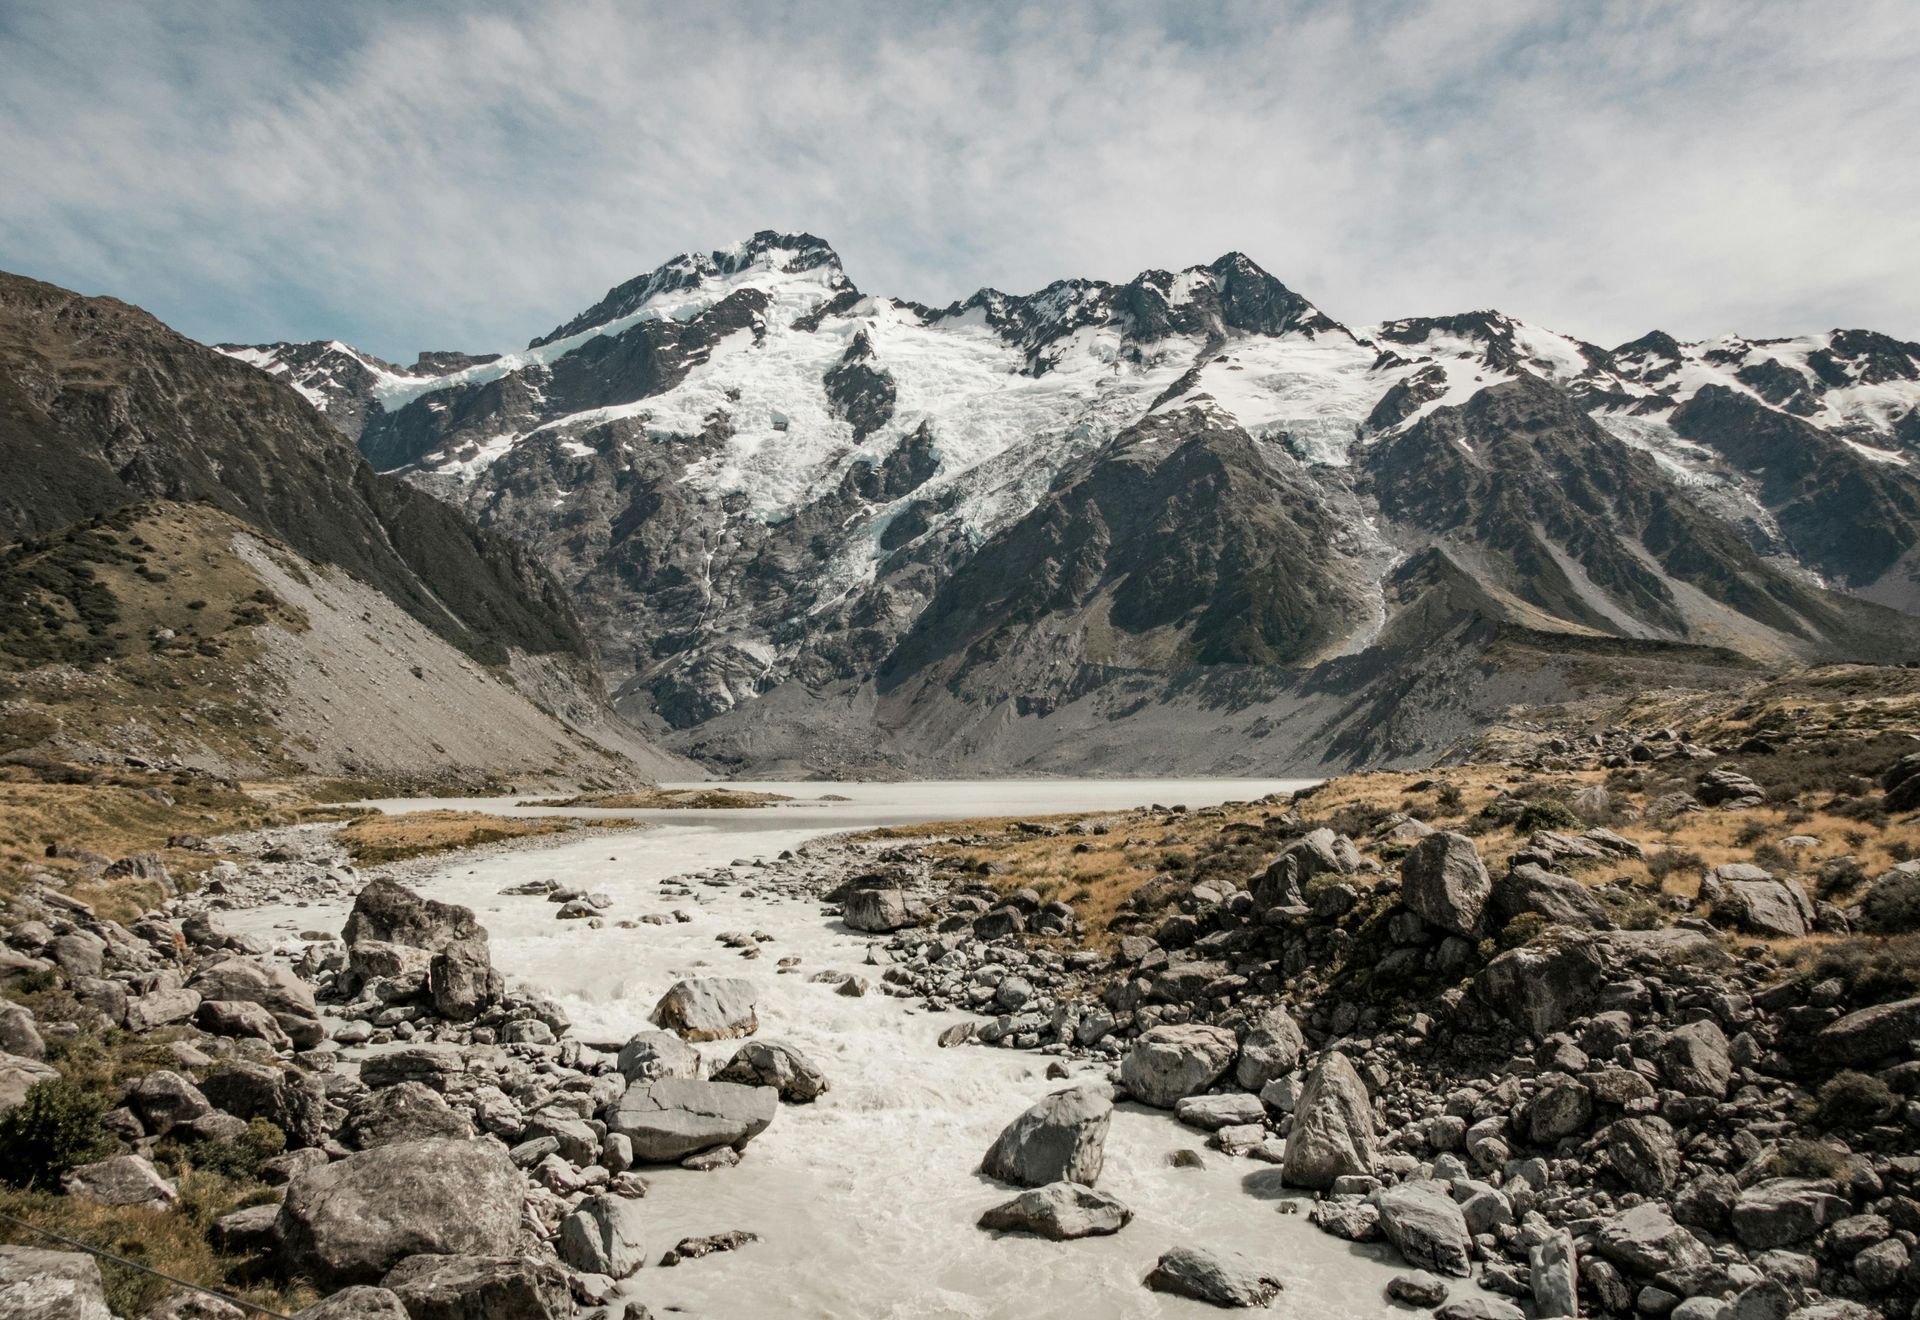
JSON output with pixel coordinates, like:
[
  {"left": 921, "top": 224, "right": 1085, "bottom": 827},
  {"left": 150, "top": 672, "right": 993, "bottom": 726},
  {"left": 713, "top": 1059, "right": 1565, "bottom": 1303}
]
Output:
[
  {"left": 334, "top": 809, "right": 640, "bottom": 865},
  {"left": 856, "top": 757, "right": 1920, "bottom": 953},
  {"left": 527, "top": 787, "right": 791, "bottom": 810},
  {"left": 0, "top": 1182, "right": 314, "bottom": 1317}
]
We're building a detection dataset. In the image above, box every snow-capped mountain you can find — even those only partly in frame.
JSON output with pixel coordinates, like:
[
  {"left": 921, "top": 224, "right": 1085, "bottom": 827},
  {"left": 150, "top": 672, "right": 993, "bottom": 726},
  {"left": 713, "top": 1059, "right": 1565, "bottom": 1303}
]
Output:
[{"left": 219, "top": 232, "right": 1920, "bottom": 774}]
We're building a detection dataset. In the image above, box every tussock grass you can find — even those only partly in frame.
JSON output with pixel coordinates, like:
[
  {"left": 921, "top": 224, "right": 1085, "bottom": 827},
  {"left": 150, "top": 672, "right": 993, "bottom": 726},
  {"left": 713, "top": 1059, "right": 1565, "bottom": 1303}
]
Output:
[
  {"left": 525, "top": 787, "right": 791, "bottom": 810},
  {"left": 334, "top": 809, "right": 638, "bottom": 865}
]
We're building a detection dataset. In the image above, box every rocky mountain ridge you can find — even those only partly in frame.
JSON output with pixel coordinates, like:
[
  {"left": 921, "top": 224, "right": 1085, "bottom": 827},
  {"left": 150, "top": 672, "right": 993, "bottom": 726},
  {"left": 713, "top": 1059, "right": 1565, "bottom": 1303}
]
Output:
[{"left": 218, "top": 233, "right": 1920, "bottom": 775}]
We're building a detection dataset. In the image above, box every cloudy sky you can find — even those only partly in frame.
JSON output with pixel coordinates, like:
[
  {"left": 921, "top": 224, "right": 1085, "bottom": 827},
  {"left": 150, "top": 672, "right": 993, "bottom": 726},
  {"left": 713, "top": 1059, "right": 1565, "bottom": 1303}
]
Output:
[{"left": 3, "top": 1, "right": 1915, "bottom": 361}]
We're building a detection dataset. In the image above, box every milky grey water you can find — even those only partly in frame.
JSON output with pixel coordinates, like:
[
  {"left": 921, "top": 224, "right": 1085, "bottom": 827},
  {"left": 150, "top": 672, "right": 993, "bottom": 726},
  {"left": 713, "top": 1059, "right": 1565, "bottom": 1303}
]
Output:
[{"left": 231, "top": 779, "right": 1487, "bottom": 1317}]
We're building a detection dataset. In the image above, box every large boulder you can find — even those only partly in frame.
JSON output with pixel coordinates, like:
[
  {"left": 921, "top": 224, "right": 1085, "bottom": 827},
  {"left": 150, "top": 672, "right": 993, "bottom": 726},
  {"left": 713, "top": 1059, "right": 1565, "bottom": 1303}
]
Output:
[
  {"left": 981, "top": 1084, "right": 1112, "bottom": 1188},
  {"left": 429, "top": 941, "right": 502, "bottom": 1023},
  {"left": 121, "top": 1070, "right": 212, "bottom": 1136},
  {"left": 1730, "top": 1179, "right": 1851, "bottom": 1250},
  {"left": 1602, "top": 1116, "right": 1682, "bottom": 1196},
  {"left": 1233, "top": 1005, "right": 1305, "bottom": 1091},
  {"left": 649, "top": 977, "right": 759, "bottom": 1041},
  {"left": 1374, "top": 1179, "right": 1473, "bottom": 1277},
  {"left": 1658, "top": 1020, "right": 1731, "bottom": 1098},
  {"left": 1119, "top": 1024, "right": 1237, "bottom": 1107},
  {"left": 1590, "top": 1203, "right": 1713, "bottom": 1287},
  {"left": 290, "top": 1288, "right": 408, "bottom": 1320},
  {"left": 0, "top": 1004, "right": 44, "bottom": 1060},
  {"left": 343, "top": 878, "right": 485, "bottom": 953},
  {"left": 616, "top": 1030, "right": 702, "bottom": 1083},
  {"left": 0, "top": 1052, "right": 59, "bottom": 1117},
  {"left": 1251, "top": 829, "right": 1353, "bottom": 909},
  {"left": 1473, "top": 939, "right": 1606, "bottom": 1037},
  {"left": 275, "top": 1138, "right": 524, "bottom": 1287},
  {"left": 0, "top": 1245, "right": 112, "bottom": 1320},
  {"left": 1282, "top": 1052, "right": 1377, "bottom": 1189},
  {"left": 1817, "top": 996, "right": 1920, "bottom": 1066},
  {"left": 1143, "top": 1246, "right": 1283, "bottom": 1308},
  {"left": 713, "top": 1040, "right": 829, "bottom": 1102},
  {"left": 122, "top": 988, "right": 201, "bottom": 1033},
  {"left": 1704, "top": 869, "right": 1813, "bottom": 938},
  {"left": 187, "top": 957, "right": 323, "bottom": 1047},
  {"left": 1400, "top": 832, "right": 1493, "bottom": 937},
  {"left": 1489, "top": 864, "right": 1609, "bottom": 931},
  {"left": 343, "top": 1082, "right": 474, "bottom": 1149},
  {"left": 607, "top": 1077, "right": 776, "bottom": 1162},
  {"left": 380, "top": 1254, "right": 570, "bottom": 1320},
  {"left": 201, "top": 1061, "right": 338, "bottom": 1149},
  {"left": 1530, "top": 1229, "right": 1578, "bottom": 1319},
  {"left": 63, "top": 1155, "right": 177, "bottom": 1210},
  {"left": 558, "top": 1193, "right": 648, "bottom": 1278},
  {"left": 841, "top": 887, "right": 916, "bottom": 933},
  {"left": 978, "top": 1182, "right": 1131, "bottom": 1240}
]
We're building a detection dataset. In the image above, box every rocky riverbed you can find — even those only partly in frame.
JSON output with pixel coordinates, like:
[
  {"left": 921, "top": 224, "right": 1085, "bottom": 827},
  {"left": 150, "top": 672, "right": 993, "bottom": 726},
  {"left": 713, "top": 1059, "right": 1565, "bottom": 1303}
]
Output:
[{"left": 5, "top": 761, "right": 1919, "bottom": 1319}]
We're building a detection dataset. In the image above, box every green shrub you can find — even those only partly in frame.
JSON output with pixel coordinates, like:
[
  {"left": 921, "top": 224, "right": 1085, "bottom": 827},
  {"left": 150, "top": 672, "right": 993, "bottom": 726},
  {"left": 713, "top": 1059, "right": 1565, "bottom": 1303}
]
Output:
[
  {"left": 1515, "top": 799, "right": 1581, "bottom": 834},
  {"left": 1434, "top": 783, "right": 1464, "bottom": 815},
  {"left": 1814, "top": 1071, "right": 1899, "bottom": 1130},
  {"left": 1862, "top": 870, "right": 1920, "bottom": 934},
  {"left": 173, "top": 1117, "right": 285, "bottom": 1180},
  {"left": 0, "top": 1078, "right": 115, "bottom": 1188},
  {"left": 1645, "top": 848, "right": 1704, "bottom": 886}
]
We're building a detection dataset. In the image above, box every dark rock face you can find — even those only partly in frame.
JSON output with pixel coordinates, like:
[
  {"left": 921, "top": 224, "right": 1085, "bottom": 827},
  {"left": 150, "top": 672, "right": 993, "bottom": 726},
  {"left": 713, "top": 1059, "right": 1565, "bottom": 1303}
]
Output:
[{"left": 0, "top": 272, "right": 589, "bottom": 668}]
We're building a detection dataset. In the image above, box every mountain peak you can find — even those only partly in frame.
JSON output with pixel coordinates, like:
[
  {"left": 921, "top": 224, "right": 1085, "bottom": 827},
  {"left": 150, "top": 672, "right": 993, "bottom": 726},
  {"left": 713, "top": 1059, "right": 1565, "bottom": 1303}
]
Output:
[{"left": 529, "top": 230, "right": 851, "bottom": 349}]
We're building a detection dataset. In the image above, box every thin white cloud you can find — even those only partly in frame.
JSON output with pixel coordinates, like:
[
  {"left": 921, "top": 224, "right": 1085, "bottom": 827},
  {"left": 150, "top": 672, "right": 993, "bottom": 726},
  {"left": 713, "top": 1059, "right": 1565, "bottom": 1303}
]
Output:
[{"left": 1, "top": 0, "right": 1914, "bottom": 358}]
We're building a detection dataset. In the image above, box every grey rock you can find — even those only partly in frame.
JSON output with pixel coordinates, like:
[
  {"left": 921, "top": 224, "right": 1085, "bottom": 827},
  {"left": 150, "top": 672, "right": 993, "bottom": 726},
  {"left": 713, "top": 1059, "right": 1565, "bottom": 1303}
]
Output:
[
  {"left": 0, "top": 1051, "right": 59, "bottom": 1116},
  {"left": 1233, "top": 1005, "right": 1305, "bottom": 1091},
  {"left": 429, "top": 941, "right": 501, "bottom": 1023},
  {"left": 1591, "top": 1203, "right": 1712, "bottom": 1285},
  {"left": 1308, "top": 1199, "right": 1381, "bottom": 1242},
  {"left": 0, "top": 1245, "right": 112, "bottom": 1320},
  {"left": 0, "top": 1004, "right": 44, "bottom": 1060},
  {"left": 1282, "top": 1052, "right": 1377, "bottom": 1189},
  {"left": 649, "top": 977, "right": 758, "bottom": 1041},
  {"left": 1435, "top": 1301, "right": 1524, "bottom": 1320},
  {"left": 1374, "top": 1179, "right": 1472, "bottom": 1277},
  {"left": 1490, "top": 864, "right": 1609, "bottom": 930},
  {"left": 1603, "top": 1116, "right": 1683, "bottom": 1196},
  {"left": 1529, "top": 1228, "right": 1578, "bottom": 1318},
  {"left": 607, "top": 1077, "right": 777, "bottom": 1162},
  {"left": 343, "top": 1081, "right": 474, "bottom": 1149},
  {"left": 1120, "top": 1024, "right": 1237, "bottom": 1107},
  {"left": 289, "top": 1287, "right": 409, "bottom": 1320},
  {"left": 1400, "top": 832, "right": 1493, "bottom": 937},
  {"left": 559, "top": 1192, "right": 648, "bottom": 1278},
  {"left": 842, "top": 887, "right": 915, "bottom": 933},
  {"left": 982, "top": 1084, "right": 1111, "bottom": 1188},
  {"left": 1143, "top": 1245, "right": 1282, "bottom": 1308},
  {"left": 380, "top": 1253, "right": 570, "bottom": 1320},
  {"left": 1729, "top": 1178, "right": 1850, "bottom": 1249},
  {"left": 1387, "top": 1271, "right": 1449, "bottom": 1307},
  {"left": 1473, "top": 940, "right": 1605, "bottom": 1037},
  {"left": 712, "top": 1039, "right": 829, "bottom": 1102},
  {"left": 1816, "top": 996, "right": 1920, "bottom": 1066},
  {"left": 64, "top": 1154, "right": 177, "bottom": 1210},
  {"left": 275, "top": 1138, "right": 524, "bottom": 1287},
  {"left": 343, "top": 878, "right": 485, "bottom": 953},
  {"left": 121, "top": 1070, "right": 211, "bottom": 1136},
  {"left": 194, "top": 1000, "right": 292, "bottom": 1049},
  {"left": 1174, "top": 1092, "right": 1266, "bottom": 1131},
  {"left": 122, "top": 987, "right": 201, "bottom": 1032},
  {"left": 978, "top": 1181, "right": 1132, "bottom": 1240},
  {"left": 1658, "top": 1020, "right": 1732, "bottom": 1098},
  {"left": 616, "top": 1030, "right": 702, "bottom": 1083}
]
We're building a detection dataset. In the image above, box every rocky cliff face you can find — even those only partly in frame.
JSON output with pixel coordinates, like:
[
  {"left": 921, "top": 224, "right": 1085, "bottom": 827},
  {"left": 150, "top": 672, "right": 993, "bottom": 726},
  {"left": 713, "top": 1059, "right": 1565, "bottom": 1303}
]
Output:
[
  {"left": 215, "top": 234, "right": 1920, "bottom": 775},
  {"left": 0, "top": 270, "right": 687, "bottom": 779}
]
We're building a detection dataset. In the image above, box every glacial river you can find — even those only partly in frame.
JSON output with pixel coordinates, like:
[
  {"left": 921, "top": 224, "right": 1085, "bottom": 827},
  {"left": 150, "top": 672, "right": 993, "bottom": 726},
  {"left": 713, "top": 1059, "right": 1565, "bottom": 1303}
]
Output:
[{"left": 231, "top": 780, "right": 1485, "bottom": 1318}]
